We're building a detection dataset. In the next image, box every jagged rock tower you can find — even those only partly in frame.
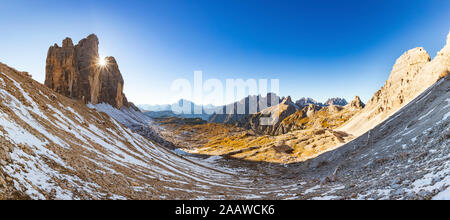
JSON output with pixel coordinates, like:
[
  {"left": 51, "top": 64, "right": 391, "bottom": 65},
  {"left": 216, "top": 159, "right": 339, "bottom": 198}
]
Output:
[{"left": 45, "top": 34, "right": 129, "bottom": 109}]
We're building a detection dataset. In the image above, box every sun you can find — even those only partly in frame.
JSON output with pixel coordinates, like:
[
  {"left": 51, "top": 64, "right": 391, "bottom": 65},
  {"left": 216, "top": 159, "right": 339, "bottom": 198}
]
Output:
[{"left": 98, "top": 57, "right": 107, "bottom": 67}]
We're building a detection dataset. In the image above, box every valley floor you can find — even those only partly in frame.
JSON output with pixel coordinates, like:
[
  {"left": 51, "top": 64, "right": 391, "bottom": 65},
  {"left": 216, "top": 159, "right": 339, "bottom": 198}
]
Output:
[{"left": 152, "top": 117, "right": 354, "bottom": 164}]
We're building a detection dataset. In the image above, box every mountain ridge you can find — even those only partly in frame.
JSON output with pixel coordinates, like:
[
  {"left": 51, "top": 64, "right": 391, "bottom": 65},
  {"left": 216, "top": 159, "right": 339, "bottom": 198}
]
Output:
[{"left": 45, "top": 34, "right": 133, "bottom": 109}]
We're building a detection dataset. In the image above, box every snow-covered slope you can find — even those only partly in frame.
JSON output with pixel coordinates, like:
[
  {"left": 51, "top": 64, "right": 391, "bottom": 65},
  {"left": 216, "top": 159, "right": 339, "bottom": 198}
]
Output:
[
  {"left": 87, "top": 103, "right": 152, "bottom": 128},
  {"left": 86, "top": 103, "right": 180, "bottom": 151}
]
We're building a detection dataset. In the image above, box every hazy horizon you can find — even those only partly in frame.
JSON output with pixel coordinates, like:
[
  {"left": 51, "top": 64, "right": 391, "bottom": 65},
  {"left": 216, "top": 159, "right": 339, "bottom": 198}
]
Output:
[{"left": 0, "top": 0, "right": 449, "bottom": 105}]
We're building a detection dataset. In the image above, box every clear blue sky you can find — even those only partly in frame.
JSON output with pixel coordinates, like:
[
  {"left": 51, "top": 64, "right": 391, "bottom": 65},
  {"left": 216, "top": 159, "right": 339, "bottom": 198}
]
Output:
[{"left": 0, "top": 0, "right": 449, "bottom": 105}]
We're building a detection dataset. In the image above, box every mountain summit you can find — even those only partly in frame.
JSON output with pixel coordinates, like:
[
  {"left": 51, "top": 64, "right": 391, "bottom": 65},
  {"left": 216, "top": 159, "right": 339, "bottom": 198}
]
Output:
[
  {"left": 45, "top": 34, "right": 131, "bottom": 109},
  {"left": 325, "top": 98, "right": 348, "bottom": 106},
  {"left": 347, "top": 96, "right": 365, "bottom": 110}
]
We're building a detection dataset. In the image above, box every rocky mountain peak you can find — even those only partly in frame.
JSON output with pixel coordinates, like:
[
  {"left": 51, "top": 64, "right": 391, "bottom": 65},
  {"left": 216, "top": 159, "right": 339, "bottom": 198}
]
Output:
[
  {"left": 348, "top": 96, "right": 365, "bottom": 109},
  {"left": 45, "top": 34, "right": 131, "bottom": 109},
  {"left": 340, "top": 32, "right": 450, "bottom": 136},
  {"left": 387, "top": 47, "right": 430, "bottom": 84},
  {"left": 296, "top": 97, "right": 319, "bottom": 107}
]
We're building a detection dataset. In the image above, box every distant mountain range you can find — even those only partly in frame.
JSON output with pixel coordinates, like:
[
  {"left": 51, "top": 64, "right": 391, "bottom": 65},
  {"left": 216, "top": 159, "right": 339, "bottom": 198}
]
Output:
[
  {"left": 138, "top": 100, "right": 216, "bottom": 112},
  {"left": 139, "top": 99, "right": 219, "bottom": 120},
  {"left": 139, "top": 95, "right": 349, "bottom": 122},
  {"left": 0, "top": 31, "right": 448, "bottom": 200},
  {"left": 296, "top": 97, "right": 348, "bottom": 107}
]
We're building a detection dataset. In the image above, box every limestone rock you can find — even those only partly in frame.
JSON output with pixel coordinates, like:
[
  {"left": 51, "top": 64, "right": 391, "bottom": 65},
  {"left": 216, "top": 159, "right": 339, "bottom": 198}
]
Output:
[
  {"left": 340, "top": 32, "right": 450, "bottom": 136},
  {"left": 45, "top": 34, "right": 130, "bottom": 109},
  {"left": 306, "top": 104, "right": 321, "bottom": 117}
]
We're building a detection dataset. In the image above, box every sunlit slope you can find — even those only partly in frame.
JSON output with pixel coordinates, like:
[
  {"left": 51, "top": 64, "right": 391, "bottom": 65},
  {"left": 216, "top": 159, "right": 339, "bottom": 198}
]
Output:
[
  {"left": 340, "top": 32, "right": 450, "bottom": 136},
  {"left": 0, "top": 62, "right": 267, "bottom": 199}
]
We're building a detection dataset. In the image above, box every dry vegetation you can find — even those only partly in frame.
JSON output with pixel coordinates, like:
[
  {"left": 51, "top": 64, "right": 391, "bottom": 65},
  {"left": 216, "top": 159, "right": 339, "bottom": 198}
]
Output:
[{"left": 154, "top": 107, "right": 357, "bottom": 164}]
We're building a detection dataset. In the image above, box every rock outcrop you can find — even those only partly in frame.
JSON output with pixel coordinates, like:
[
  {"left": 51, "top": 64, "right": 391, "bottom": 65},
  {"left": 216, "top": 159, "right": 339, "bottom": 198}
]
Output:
[
  {"left": 208, "top": 93, "right": 281, "bottom": 124},
  {"left": 242, "top": 96, "right": 301, "bottom": 135},
  {"left": 340, "top": 32, "right": 450, "bottom": 136},
  {"left": 210, "top": 94, "right": 362, "bottom": 136},
  {"left": 296, "top": 97, "right": 322, "bottom": 107},
  {"left": 347, "top": 96, "right": 365, "bottom": 110},
  {"left": 45, "top": 34, "right": 130, "bottom": 109},
  {"left": 263, "top": 100, "right": 361, "bottom": 135}
]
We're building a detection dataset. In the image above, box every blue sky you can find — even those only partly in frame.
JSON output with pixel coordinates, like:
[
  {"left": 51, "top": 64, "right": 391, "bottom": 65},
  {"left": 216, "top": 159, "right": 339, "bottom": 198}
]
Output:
[{"left": 0, "top": 0, "right": 449, "bottom": 105}]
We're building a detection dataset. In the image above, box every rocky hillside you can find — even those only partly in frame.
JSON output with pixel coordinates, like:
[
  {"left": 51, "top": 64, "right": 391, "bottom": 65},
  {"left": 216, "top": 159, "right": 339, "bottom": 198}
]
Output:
[
  {"left": 0, "top": 62, "right": 169, "bottom": 199},
  {"left": 45, "top": 34, "right": 131, "bottom": 109},
  {"left": 208, "top": 93, "right": 281, "bottom": 124},
  {"left": 288, "top": 75, "right": 450, "bottom": 200},
  {"left": 273, "top": 96, "right": 364, "bottom": 135},
  {"left": 340, "top": 32, "right": 450, "bottom": 136},
  {"left": 324, "top": 98, "right": 348, "bottom": 106},
  {"left": 236, "top": 96, "right": 362, "bottom": 136}
]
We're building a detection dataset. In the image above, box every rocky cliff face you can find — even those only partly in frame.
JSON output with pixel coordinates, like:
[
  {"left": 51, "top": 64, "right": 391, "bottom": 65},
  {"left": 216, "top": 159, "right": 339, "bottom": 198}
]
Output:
[
  {"left": 340, "top": 32, "right": 450, "bottom": 136},
  {"left": 45, "top": 34, "right": 130, "bottom": 109},
  {"left": 208, "top": 93, "right": 281, "bottom": 124}
]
